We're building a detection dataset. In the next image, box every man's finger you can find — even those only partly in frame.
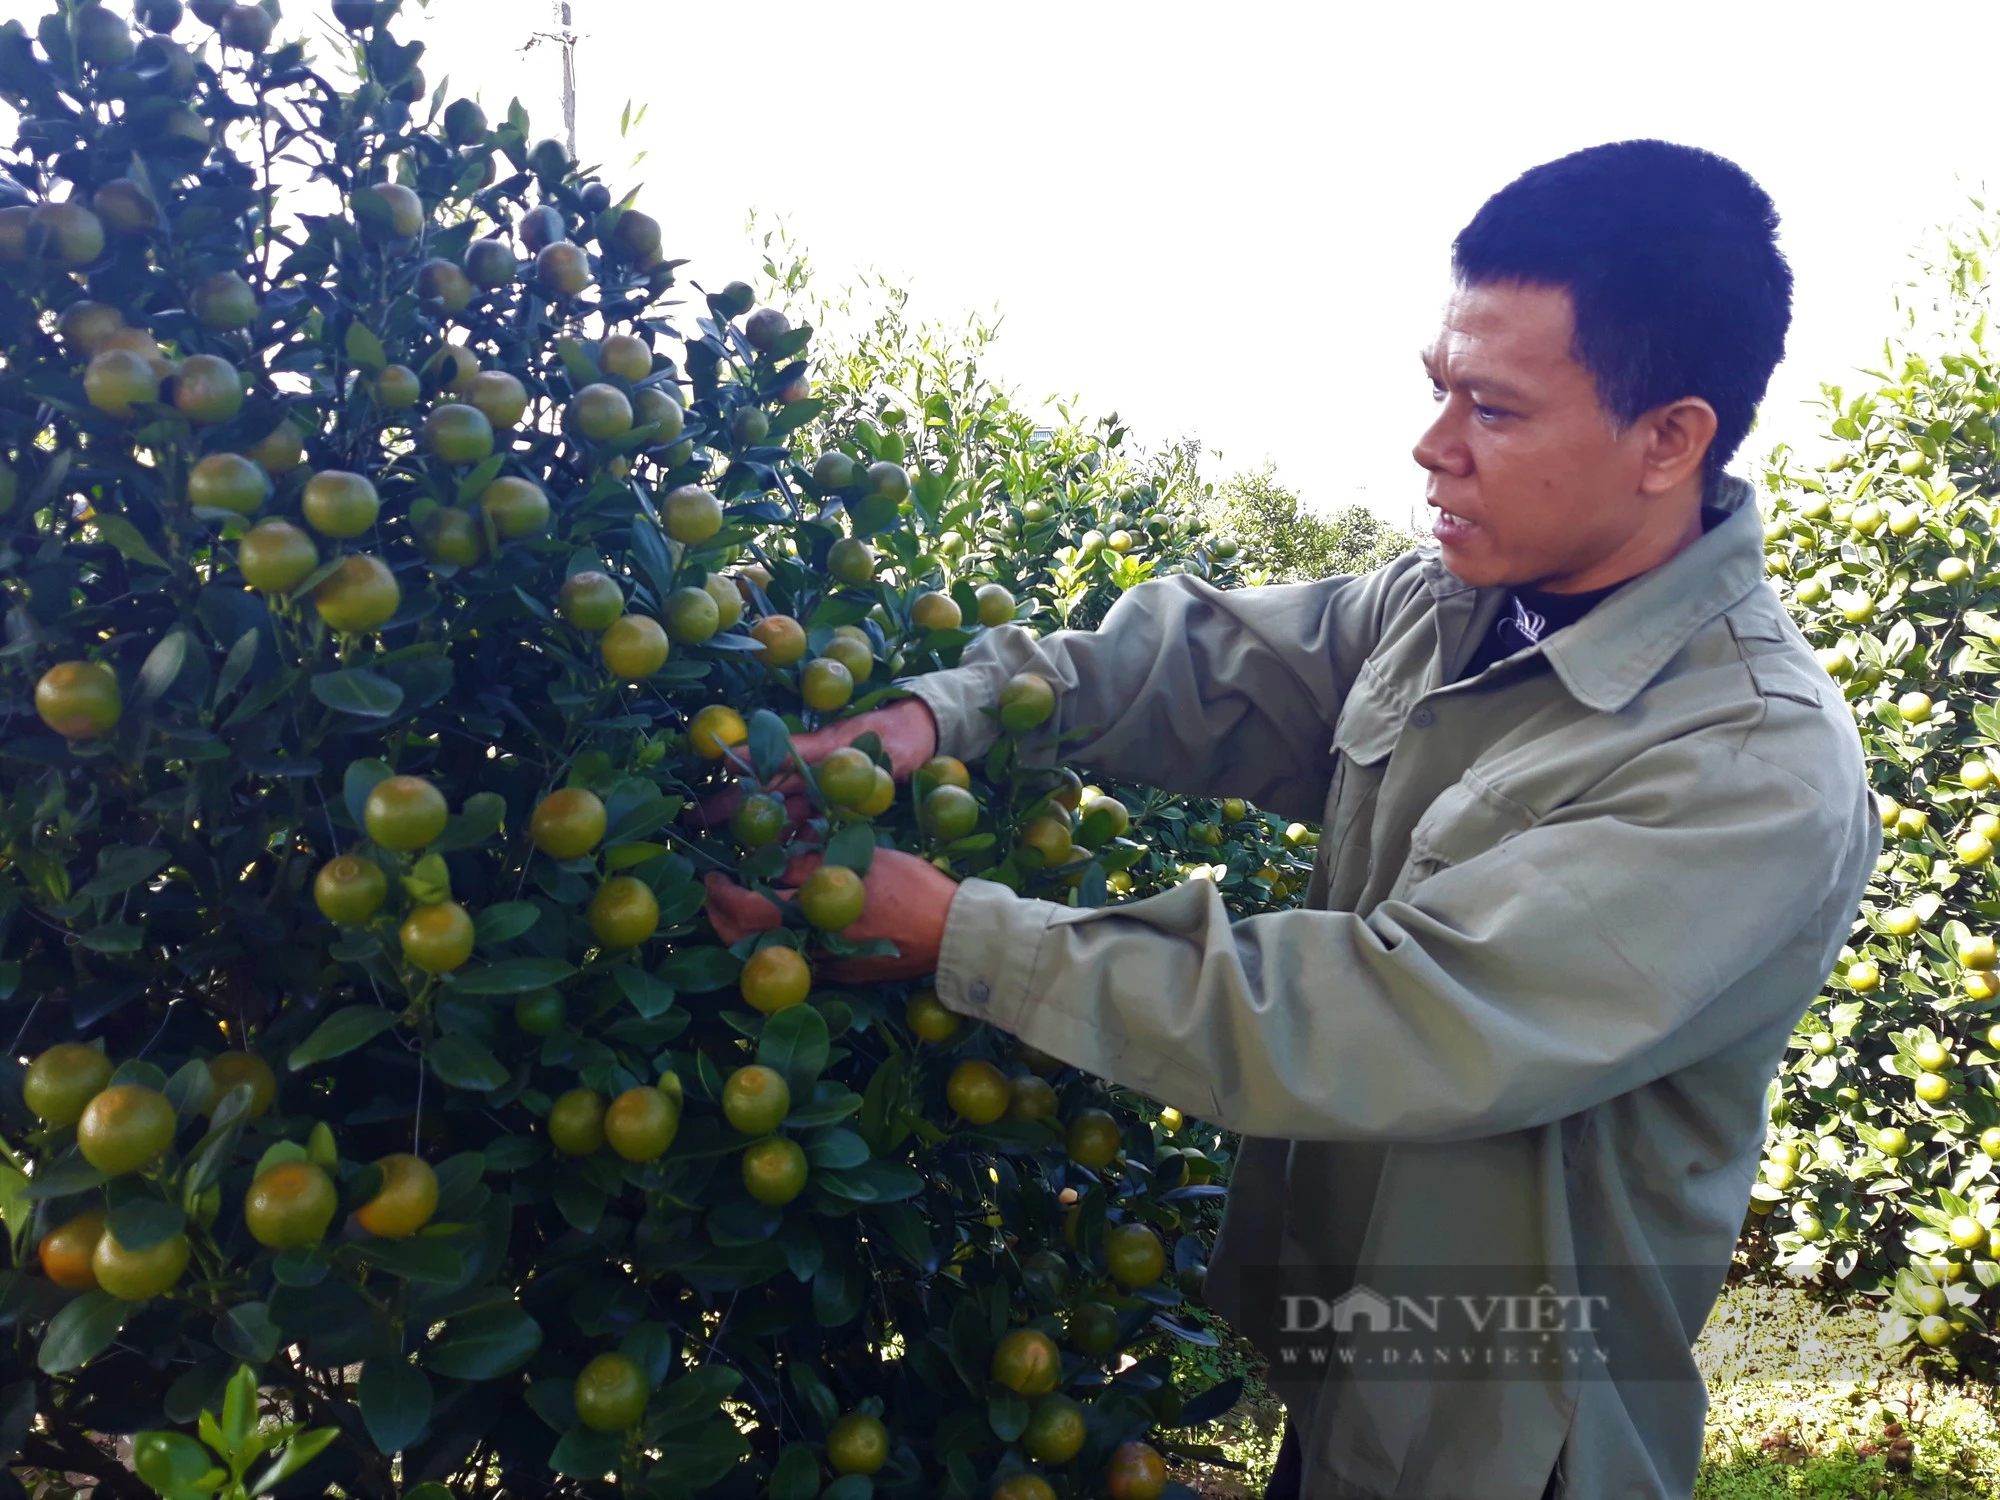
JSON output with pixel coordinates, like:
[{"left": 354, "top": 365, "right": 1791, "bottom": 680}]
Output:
[
  {"left": 779, "top": 851, "right": 824, "bottom": 887},
  {"left": 689, "top": 785, "right": 814, "bottom": 832},
  {"left": 687, "top": 786, "right": 741, "bottom": 831},
  {"left": 703, "top": 871, "right": 788, "bottom": 940},
  {"left": 789, "top": 725, "right": 848, "bottom": 764},
  {"left": 821, "top": 955, "right": 929, "bottom": 984}
]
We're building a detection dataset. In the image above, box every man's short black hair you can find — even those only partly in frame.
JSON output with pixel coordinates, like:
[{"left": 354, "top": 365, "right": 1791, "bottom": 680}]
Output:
[{"left": 1451, "top": 139, "right": 1793, "bottom": 484}]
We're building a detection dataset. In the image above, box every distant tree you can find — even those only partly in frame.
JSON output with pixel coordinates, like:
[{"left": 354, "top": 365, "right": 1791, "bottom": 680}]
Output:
[{"left": 1205, "top": 464, "right": 1416, "bottom": 583}]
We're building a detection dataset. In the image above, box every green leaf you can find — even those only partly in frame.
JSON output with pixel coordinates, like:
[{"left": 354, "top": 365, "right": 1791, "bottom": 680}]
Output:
[
  {"left": 748, "top": 709, "right": 794, "bottom": 780},
  {"left": 548, "top": 1425, "right": 623, "bottom": 1480},
  {"left": 425, "top": 1303, "right": 542, "bottom": 1380},
  {"left": 709, "top": 1199, "right": 783, "bottom": 1246},
  {"left": 766, "top": 396, "right": 825, "bottom": 441},
  {"left": 254, "top": 1141, "right": 311, "bottom": 1179},
  {"left": 0, "top": 1163, "right": 26, "bottom": 1246},
  {"left": 806, "top": 595, "right": 876, "bottom": 631},
  {"left": 987, "top": 1390, "right": 1029, "bottom": 1442},
  {"left": 657, "top": 946, "right": 740, "bottom": 994},
  {"left": 345, "top": 322, "right": 388, "bottom": 374},
  {"left": 80, "top": 923, "right": 144, "bottom": 954},
  {"left": 615, "top": 965, "right": 677, "bottom": 1018},
  {"left": 474, "top": 901, "right": 541, "bottom": 946},
  {"left": 455, "top": 455, "right": 506, "bottom": 505},
  {"left": 871, "top": 1202, "right": 938, "bottom": 1271},
  {"left": 653, "top": 873, "right": 708, "bottom": 931},
  {"left": 485, "top": 1135, "right": 544, "bottom": 1171},
  {"left": 131, "top": 1430, "right": 216, "bottom": 1493},
  {"left": 556, "top": 336, "right": 600, "bottom": 390},
  {"left": 428, "top": 1034, "right": 510, "bottom": 1091},
  {"left": 806, "top": 1128, "right": 869, "bottom": 1170},
  {"left": 249, "top": 1427, "right": 339, "bottom": 1495},
  {"left": 760, "top": 1005, "right": 830, "bottom": 1094},
  {"left": 403, "top": 852, "right": 453, "bottom": 907},
  {"left": 182, "top": 1115, "right": 247, "bottom": 1199},
  {"left": 312, "top": 668, "right": 404, "bottom": 719},
  {"left": 814, "top": 1256, "right": 863, "bottom": 1327},
  {"left": 823, "top": 821, "right": 876, "bottom": 876},
  {"left": 768, "top": 1445, "right": 821, "bottom": 1500},
  {"left": 215, "top": 1301, "right": 281, "bottom": 1364},
  {"left": 1973, "top": 701, "right": 2000, "bottom": 745},
  {"left": 359, "top": 1359, "right": 432, "bottom": 1455},
  {"left": 856, "top": 1055, "right": 911, "bottom": 1155},
  {"left": 288, "top": 1007, "right": 400, "bottom": 1071},
  {"left": 551, "top": 1174, "right": 605, "bottom": 1233},
  {"left": 847, "top": 493, "right": 901, "bottom": 540},
  {"left": 109, "top": 1059, "right": 170, "bottom": 1092},
  {"left": 604, "top": 793, "right": 682, "bottom": 845},
  {"left": 433, "top": 791, "right": 508, "bottom": 852},
  {"left": 812, "top": 1160, "right": 924, "bottom": 1204},
  {"left": 449, "top": 957, "right": 576, "bottom": 994},
  {"left": 79, "top": 846, "right": 172, "bottom": 900},
  {"left": 775, "top": 1218, "right": 825, "bottom": 1282},
  {"left": 92, "top": 513, "right": 168, "bottom": 569},
  {"left": 786, "top": 1083, "right": 864, "bottom": 1129},
  {"left": 106, "top": 1199, "right": 185, "bottom": 1252},
  {"left": 348, "top": 1237, "right": 466, "bottom": 1283},
  {"left": 657, "top": 1420, "right": 754, "bottom": 1490},
  {"left": 644, "top": 1365, "right": 742, "bottom": 1437},
  {"left": 135, "top": 629, "right": 191, "bottom": 706},
  {"left": 39, "top": 1293, "right": 130, "bottom": 1374},
  {"left": 619, "top": 1322, "right": 678, "bottom": 1387},
  {"left": 343, "top": 759, "right": 394, "bottom": 832},
  {"left": 1173, "top": 1374, "right": 1244, "bottom": 1427}
]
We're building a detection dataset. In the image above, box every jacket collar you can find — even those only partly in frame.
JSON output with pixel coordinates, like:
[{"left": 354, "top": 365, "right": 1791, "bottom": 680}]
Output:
[{"left": 1422, "top": 474, "right": 1768, "bottom": 713}]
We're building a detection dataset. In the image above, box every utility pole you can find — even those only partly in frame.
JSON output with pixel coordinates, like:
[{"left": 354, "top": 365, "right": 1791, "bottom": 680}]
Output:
[
  {"left": 523, "top": 1, "right": 579, "bottom": 158},
  {"left": 555, "top": 2, "right": 575, "bottom": 160}
]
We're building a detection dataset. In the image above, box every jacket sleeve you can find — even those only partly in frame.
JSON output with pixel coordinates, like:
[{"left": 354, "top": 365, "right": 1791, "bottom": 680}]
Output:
[
  {"left": 897, "top": 555, "right": 1423, "bottom": 825},
  {"left": 931, "top": 734, "right": 1879, "bottom": 1142}
]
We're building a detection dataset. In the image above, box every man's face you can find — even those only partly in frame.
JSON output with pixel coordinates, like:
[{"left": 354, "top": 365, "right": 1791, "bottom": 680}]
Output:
[{"left": 1413, "top": 280, "right": 1662, "bottom": 592}]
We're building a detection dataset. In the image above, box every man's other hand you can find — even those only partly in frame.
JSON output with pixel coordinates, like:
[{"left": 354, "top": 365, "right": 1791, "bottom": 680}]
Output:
[
  {"left": 688, "top": 697, "right": 940, "bottom": 833},
  {"left": 703, "top": 846, "right": 959, "bottom": 983}
]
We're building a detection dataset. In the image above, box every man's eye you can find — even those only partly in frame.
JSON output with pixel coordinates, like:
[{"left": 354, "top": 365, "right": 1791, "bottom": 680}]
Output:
[
  {"left": 1429, "top": 382, "right": 1445, "bottom": 402},
  {"left": 1474, "top": 404, "right": 1505, "bottom": 422}
]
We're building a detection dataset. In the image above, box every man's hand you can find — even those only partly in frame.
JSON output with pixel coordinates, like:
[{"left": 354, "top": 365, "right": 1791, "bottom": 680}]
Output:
[
  {"left": 688, "top": 697, "right": 940, "bottom": 832},
  {"left": 703, "top": 847, "right": 959, "bottom": 982},
  {"left": 791, "top": 696, "right": 941, "bottom": 780}
]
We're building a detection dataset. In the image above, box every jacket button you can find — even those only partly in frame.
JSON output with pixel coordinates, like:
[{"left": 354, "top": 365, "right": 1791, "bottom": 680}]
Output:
[
  {"left": 1410, "top": 706, "right": 1436, "bottom": 728},
  {"left": 967, "top": 981, "right": 991, "bottom": 1006}
]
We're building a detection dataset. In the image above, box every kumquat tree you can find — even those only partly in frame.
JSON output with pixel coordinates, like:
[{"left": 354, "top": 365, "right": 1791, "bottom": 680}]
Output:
[{"left": 0, "top": 2, "right": 1261, "bottom": 1495}]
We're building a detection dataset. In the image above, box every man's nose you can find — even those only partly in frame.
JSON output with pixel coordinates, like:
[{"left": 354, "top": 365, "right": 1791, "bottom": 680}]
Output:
[{"left": 1412, "top": 406, "right": 1465, "bottom": 477}]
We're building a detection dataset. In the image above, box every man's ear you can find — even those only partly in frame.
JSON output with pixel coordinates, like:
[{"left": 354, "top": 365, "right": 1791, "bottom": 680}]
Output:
[{"left": 1637, "top": 397, "right": 1719, "bottom": 496}]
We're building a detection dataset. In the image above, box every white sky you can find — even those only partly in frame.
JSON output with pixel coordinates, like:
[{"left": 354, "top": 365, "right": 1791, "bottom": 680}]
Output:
[{"left": 32, "top": 2, "right": 2000, "bottom": 528}]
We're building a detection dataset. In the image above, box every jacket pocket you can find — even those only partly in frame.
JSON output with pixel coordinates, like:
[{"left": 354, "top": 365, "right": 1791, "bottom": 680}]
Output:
[
  {"left": 1329, "top": 657, "right": 1407, "bottom": 768},
  {"left": 1387, "top": 770, "right": 1537, "bottom": 903},
  {"left": 1314, "top": 662, "right": 1408, "bottom": 906}
]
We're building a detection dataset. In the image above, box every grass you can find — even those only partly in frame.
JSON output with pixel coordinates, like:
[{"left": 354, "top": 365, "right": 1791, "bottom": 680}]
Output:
[
  {"left": 1692, "top": 1281, "right": 1998, "bottom": 1498},
  {"left": 1165, "top": 1281, "right": 2000, "bottom": 1499}
]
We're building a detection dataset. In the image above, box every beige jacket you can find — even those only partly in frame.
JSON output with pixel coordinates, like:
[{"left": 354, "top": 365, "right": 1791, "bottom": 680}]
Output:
[{"left": 906, "top": 476, "right": 1878, "bottom": 1499}]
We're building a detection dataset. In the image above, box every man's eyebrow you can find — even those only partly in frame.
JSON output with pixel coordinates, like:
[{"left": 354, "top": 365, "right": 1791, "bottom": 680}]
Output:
[{"left": 1421, "top": 353, "right": 1530, "bottom": 404}]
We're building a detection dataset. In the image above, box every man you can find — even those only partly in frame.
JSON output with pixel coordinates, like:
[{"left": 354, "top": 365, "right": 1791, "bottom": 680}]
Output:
[{"left": 707, "top": 140, "right": 1878, "bottom": 1499}]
